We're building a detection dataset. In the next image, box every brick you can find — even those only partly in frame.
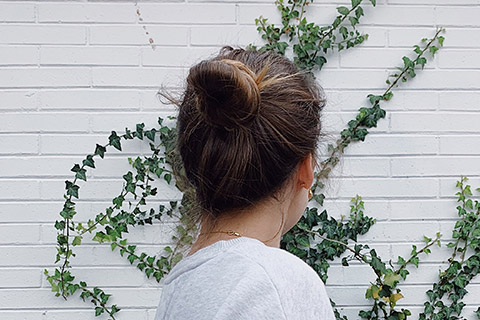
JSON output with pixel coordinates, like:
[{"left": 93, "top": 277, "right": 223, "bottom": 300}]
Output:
[
  {"left": 408, "top": 70, "right": 480, "bottom": 89},
  {"left": 329, "top": 177, "right": 438, "bottom": 198},
  {"left": 0, "top": 224, "right": 40, "bottom": 244},
  {"left": 438, "top": 49, "right": 480, "bottom": 69},
  {"left": 40, "top": 46, "right": 139, "bottom": 66},
  {"left": 324, "top": 90, "right": 438, "bottom": 111},
  {"left": 330, "top": 157, "right": 390, "bottom": 177},
  {"left": 0, "top": 202, "right": 64, "bottom": 223},
  {"left": 0, "top": 134, "right": 38, "bottom": 154},
  {"left": 436, "top": 6, "right": 480, "bottom": 27},
  {"left": 36, "top": 310, "right": 147, "bottom": 320},
  {"left": 0, "top": 269, "right": 42, "bottom": 287},
  {"left": 0, "top": 3, "right": 35, "bottom": 22},
  {"left": 40, "top": 267, "right": 146, "bottom": 287},
  {"left": 0, "top": 311, "right": 43, "bottom": 320},
  {"left": 439, "top": 135, "right": 480, "bottom": 154},
  {"left": 391, "top": 112, "right": 480, "bottom": 132},
  {"left": 390, "top": 199, "right": 460, "bottom": 220},
  {"left": 140, "top": 89, "right": 182, "bottom": 110},
  {"left": 190, "top": 25, "right": 260, "bottom": 46},
  {"left": 321, "top": 198, "right": 389, "bottom": 221},
  {"left": 389, "top": 0, "right": 478, "bottom": 3},
  {"left": 90, "top": 25, "right": 188, "bottom": 46},
  {"left": 142, "top": 46, "right": 232, "bottom": 67},
  {"left": 88, "top": 111, "right": 175, "bottom": 132},
  {"left": 388, "top": 27, "right": 442, "bottom": 47},
  {"left": 38, "top": 3, "right": 136, "bottom": 23},
  {"left": 39, "top": 134, "right": 146, "bottom": 155},
  {"left": 92, "top": 67, "right": 185, "bottom": 88},
  {"left": 0, "top": 156, "right": 90, "bottom": 178},
  {"left": 346, "top": 135, "right": 438, "bottom": 155},
  {"left": 0, "top": 46, "right": 38, "bottom": 65},
  {"left": 439, "top": 177, "right": 480, "bottom": 197},
  {"left": 0, "top": 113, "right": 89, "bottom": 133},
  {"left": 360, "top": 221, "right": 441, "bottom": 242},
  {"left": 0, "top": 91, "right": 37, "bottom": 110},
  {"left": 439, "top": 91, "right": 480, "bottom": 111},
  {"left": 138, "top": 3, "right": 235, "bottom": 24},
  {"left": 0, "top": 288, "right": 162, "bottom": 309},
  {"left": 39, "top": 90, "right": 140, "bottom": 110},
  {"left": 0, "top": 180, "right": 40, "bottom": 200},
  {"left": 238, "top": 3, "right": 354, "bottom": 26},
  {"left": 340, "top": 48, "right": 435, "bottom": 69},
  {"left": 391, "top": 156, "right": 480, "bottom": 177},
  {"left": 317, "top": 69, "right": 388, "bottom": 90},
  {"left": 361, "top": 5, "right": 435, "bottom": 26},
  {"left": 435, "top": 28, "right": 480, "bottom": 48},
  {"left": 0, "top": 68, "right": 90, "bottom": 88},
  {"left": 0, "top": 26, "right": 86, "bottom": 45}
]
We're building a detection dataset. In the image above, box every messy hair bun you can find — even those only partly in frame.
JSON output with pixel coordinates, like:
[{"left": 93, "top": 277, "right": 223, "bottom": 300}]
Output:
[
  {"left": 158, "top": 45, "right": 326, "bottom": 234},
  {"left": 187, "top": 58, "right": 263, "bottom": 131}
]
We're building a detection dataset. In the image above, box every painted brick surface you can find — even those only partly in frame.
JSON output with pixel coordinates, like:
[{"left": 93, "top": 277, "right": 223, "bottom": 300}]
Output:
[{"left": 0, "top": 0, "right": 479, "bottom": 319}]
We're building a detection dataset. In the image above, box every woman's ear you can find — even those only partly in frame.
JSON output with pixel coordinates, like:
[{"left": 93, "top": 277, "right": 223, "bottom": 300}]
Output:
[{"left": 297, "top": 153, "right": 314, "bottom": 188}]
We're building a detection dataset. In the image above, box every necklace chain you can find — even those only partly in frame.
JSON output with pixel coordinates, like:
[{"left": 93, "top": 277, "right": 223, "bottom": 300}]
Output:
[{"left": 198, "top": 230, "right": 242, "bottom": 237}]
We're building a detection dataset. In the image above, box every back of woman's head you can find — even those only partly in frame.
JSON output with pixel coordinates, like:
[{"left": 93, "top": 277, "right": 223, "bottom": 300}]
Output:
[{"left": 160, "top": 45, "right": 326, "bottom": 228}]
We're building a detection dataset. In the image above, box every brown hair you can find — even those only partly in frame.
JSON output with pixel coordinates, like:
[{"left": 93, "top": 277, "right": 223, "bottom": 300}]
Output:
[{"left": 157, "top": 45, "right": 326, "bottom": 245}]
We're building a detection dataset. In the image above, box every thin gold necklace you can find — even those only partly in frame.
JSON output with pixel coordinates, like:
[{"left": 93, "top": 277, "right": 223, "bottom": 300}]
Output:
[
  {"left": 198, "top": 230, "right": 242, "bottom": 237},
  {"left": 197, "top": 214, "right": 284, "bottom": 243}
]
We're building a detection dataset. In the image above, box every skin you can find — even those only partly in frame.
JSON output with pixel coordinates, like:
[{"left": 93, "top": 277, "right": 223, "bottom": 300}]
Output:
[{"left": 187, "top": 152, "right": 315, "bottom": 256}]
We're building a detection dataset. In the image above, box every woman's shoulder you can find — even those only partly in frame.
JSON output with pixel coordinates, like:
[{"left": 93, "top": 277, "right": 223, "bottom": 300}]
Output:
[
  {"left": 230, "top": 238, "right": 336, "bottom": 319},
  {"left": 231, "top": 238, "right": 321, "bottom": 282}
]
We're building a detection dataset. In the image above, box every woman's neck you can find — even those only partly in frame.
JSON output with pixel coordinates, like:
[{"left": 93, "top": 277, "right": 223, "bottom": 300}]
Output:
[{"left": 187, "top": 200, "right": 287, "bottom": 256}]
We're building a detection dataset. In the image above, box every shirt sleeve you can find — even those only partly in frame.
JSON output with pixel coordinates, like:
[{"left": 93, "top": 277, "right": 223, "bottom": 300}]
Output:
[
  {"left": 214, "top": 251, "right": 336, "bottom": 320},
  {"left": 212, "top": 266, "right": 288, "bottom": 320},
  {"left": 266, "top": 255, "right": 337, "bottom": 320}
]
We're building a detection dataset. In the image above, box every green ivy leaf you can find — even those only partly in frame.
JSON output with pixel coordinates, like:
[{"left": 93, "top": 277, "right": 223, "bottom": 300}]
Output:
[
  {"left": 65, "top": 180, "right": 79, "bottom": 199},
  {"left": 82, "top": 155, "right": 95, "bottom": 168},
  {"left": 297, "top": 234, "right": 310, "bottom": 247},
  {"left": 337, "top": 6, "right": 350, "bottom": 15},
  {"left": 95, "top": 307, "right": 104, "bottom": 316},
  {"left": 351, "top": 0, "right": 362, "bottom": 6},
  {"left": 72, "top": 236, "right": 82, "bottom": 246},
  {"left": 94, "top": 144, "right": 106, "bottom": 159},
  {"left": 108, "top": 131, "right": 122, "bottom": 151},
  {"left": 384, "top": 273, "right": 401, "bottom": 287}
]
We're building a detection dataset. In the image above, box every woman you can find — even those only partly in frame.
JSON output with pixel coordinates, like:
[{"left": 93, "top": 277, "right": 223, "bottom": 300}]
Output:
[{"left": 154, "top": 45, "right": 336, "bottom": 319}]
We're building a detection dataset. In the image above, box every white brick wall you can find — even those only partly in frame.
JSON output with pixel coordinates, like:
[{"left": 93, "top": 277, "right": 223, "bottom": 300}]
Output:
[{"left": 0, "top": 0, "right": 479, "bottom": 319}]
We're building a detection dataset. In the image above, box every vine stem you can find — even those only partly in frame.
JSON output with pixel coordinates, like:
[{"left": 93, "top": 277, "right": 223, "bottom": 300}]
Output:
[
  {"left": 60, "top": 217, "right": 70, "bottom": 299},
  {"left": 426, "top": 177, "right": 478, "bottom": 320},
  {"left": 395, "top": 233, "right": 441, "bottom": 275},
  {"left": 449, "top": 177, "right": 469, "bottom": 263},
  {"left": 80, "top": 287, "right": 117, "bottom": 320},
  {"left": 114, "top": 241, "right": 164, "bottom": 274},
  {"left": 310, "top": 1, "right": 362, "bottom": 64},
  {"left": 78, "top": 151, "right": 169, "bottom": 236},
  {"left": 303, "top": 229, "right": 365, "bottom": 262},
  {"left": 461, "top": 210, "right": 480, "bottom": 263},
  {"left": 314, "top": 27, "right": 444, "bottom": 194}
]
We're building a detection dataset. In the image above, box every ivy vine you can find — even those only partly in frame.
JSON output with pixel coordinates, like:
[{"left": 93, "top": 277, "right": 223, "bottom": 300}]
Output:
[{"left": 43, "top": 1, "right": 480, "bottom": 319}]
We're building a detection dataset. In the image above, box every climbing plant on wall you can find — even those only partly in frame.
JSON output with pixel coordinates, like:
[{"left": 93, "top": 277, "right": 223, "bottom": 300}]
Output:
[{"left": 44, "top": 1, "right": 480, "bottom": 319}]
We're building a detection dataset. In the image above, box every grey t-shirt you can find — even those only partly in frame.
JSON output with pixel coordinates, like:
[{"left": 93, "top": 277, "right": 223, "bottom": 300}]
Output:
[{"left": 154, "top": 236, "right": 336, "bottom": 320}]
